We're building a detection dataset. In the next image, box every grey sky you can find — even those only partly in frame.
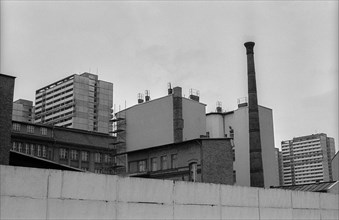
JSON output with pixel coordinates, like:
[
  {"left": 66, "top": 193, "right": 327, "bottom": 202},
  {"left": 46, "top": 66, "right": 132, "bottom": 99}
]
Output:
[{"left": 1, "top": 1, "right": 338, "bottom": 150}]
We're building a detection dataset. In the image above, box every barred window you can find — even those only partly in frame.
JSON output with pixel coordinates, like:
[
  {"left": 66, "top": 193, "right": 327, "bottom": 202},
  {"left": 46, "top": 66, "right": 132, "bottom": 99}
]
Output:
[
  {"left": 27, "top": 125, "right": 34, "bottom": 133},
  {"left": 94, "top": 153, "right": 101, "bottom": 163},
  {"left": 70, "top": 150, "right": 78, "bottom": 160},
  {"left": 81, "top": 151, "right": 89, "bottom": 161},
  {"left": 42, "top": 146, "right": 47, "bottom": 158},
  {"left": 37, "top": 145, "right": 41, "bottom": 157},
  {"left": 40, "top": 127, "right": 47, "bottom": 135},
  {"left": 12, "top": 123, "right": 21, "bottom": 131},
  {"left": 60, "top": 148, "right": 68, "bottom": 159}
]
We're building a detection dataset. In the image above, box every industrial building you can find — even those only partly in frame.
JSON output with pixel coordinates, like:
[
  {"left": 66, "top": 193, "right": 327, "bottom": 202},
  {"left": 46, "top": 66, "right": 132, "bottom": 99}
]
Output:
[
  {"left": 34, "top": 72, "right": 113, "bottom": 133},
  {"left": 206, "top": 103, "right": 279, "bottom": 188},
  {"left": 11, "top": 120, "right": 117, "bottom": 174},
  {"left": 281, "top": 133, "right": 336, "bottom": 185},
  {"left": 12, "top": 99, "right": 34, "bottom": 122},
  {"left": 126, "top": 138, "right": 233, "bottom": 185},
  {"left": 112, "top": 86, "right": 207, "bottom": 154}
]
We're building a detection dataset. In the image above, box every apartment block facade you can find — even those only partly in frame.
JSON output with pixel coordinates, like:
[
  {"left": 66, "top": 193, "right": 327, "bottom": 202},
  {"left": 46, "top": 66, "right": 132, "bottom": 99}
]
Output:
[
  {"left": 34, "top": 72, "right": 113, "bottom": 133},
  {"left": 281, "top": 133, "right": 336, "bottom": 185}
]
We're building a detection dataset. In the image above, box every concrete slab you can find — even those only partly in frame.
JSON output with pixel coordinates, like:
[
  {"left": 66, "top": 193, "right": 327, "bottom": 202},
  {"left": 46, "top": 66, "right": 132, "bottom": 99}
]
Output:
[
  {"left": 50, "top": 171, "right": 117, "bottom": 201},
  {"left": 320, "top": 209, "right": 339, "bottom": 220},
  {"left": 174, "top": 204, "right": 220, "bottom": 219},
  {"left": 47, "top": 198, "right": 116, "bottom": 219},
  {"left": 117, "top": 202, "right": 173, "bottom": 219},
  {"left": 221, "top": 206, "right": 259, "bottom": 220},
  {"left": 0, "top": 165, "right": 49, "bottom": 198},
  {"left": 0, "top": 196, "right": 47, "bottom": 219},
  {"left": 174, "top": 181, "right": 220, "bottom": 205},
  {"left": 260, "top": 207, "right": 293, "bottom": 220},
  {"left": 320, "top": 193, "right": 339, "bottom": 210},
  {"left": 118, "top": 177, "right": 173, "bottom": 204},
  {"left": 291, "top": 191, "right": 320, "bottom": 209},
  {"left": 292, "top": 209, "right": 321, "bottom": 220},
  {"left": 259, "top": 188, "right": 292, "bottom": 208},
  {"left": 221, "top": 184, "right": 259, "bottom": 207}
]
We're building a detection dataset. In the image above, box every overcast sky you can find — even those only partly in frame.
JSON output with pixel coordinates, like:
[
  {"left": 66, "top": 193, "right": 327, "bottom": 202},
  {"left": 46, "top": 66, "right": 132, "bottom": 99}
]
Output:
[{"left": 1, "top": 1, "right": 338, "bottom": 151}]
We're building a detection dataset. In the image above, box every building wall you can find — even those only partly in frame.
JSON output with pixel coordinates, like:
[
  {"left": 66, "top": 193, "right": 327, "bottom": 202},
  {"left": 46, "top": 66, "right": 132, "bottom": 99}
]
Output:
[
  {"left": 182, "top": 98, "right": 206, "bottom": 141},
  {"left": 1, "top": 165, "right": 338, "bottom": 220},
  {"left": 124, "top": 96, "right": 174, "bottom": 151},
  {"left": 0, "top": 74, "right": 15, "bottom": 165},
  {"left": 206, "top": 105, "right": 279, "bottom": 188},
  {"left": 127, "top": 139, "right": 233, "bottom": 185}
]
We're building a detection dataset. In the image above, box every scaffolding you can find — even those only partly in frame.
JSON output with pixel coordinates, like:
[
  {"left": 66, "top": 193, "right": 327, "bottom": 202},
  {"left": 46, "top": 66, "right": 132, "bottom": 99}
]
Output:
[{"left": 107, "top": 109, "right": 127, "bottom": 174}]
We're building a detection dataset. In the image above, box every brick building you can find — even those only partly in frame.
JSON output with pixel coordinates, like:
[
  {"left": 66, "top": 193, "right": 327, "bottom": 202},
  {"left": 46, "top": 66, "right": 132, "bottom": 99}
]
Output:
[
  {"left": 0, "top": 73, "right": 16, "bottom": 165},
  {"left": 11, "top": 120, "right": 117, "bottom": 174},
  {"left": 126, "top": 138, "right": 234, "bottom": 185}
]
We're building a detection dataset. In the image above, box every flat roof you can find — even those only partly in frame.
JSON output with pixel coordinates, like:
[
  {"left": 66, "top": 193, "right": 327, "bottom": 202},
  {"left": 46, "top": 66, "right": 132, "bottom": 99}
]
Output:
[{"left": 0, "top": 73, "right": 16, "bottom": 78}]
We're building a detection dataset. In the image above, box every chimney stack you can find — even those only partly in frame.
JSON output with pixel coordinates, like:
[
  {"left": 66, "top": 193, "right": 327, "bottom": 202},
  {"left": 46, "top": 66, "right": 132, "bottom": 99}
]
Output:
[
  {"left": 216, "top": 101, "right": 222, "bottom": 113},
  {"left": 145, "top": 90, "right": 150, "bottom": 102},
  {"left": 168, "top": 83, "right": 173, "bottom": 95},
  {"left": 137, "top": 93, "right": 144, "bottom": 104},
  {"left": 244, "top": 41, "right": 264, "bottom": 187}
]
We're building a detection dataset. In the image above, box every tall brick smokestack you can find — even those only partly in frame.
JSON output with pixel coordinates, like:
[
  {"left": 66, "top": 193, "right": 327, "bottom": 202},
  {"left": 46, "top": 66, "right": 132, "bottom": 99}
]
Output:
[{"left": 244, "top": 42, "right": 264, "bottom": 187}]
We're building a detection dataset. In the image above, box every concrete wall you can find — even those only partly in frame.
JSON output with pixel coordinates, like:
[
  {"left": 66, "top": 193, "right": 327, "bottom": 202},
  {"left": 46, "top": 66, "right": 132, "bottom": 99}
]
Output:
[{"left": 1, "top": 165, "right": 337, "bottom": 220}]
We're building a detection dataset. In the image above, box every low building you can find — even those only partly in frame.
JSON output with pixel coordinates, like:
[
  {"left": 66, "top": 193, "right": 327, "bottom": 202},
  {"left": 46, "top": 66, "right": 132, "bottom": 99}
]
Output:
[
  {"left": 126, "top": 138, "right": 233, "bottom": 185},
  {"left": 11, "top": 120, "right": 117, "bottom": 174}
]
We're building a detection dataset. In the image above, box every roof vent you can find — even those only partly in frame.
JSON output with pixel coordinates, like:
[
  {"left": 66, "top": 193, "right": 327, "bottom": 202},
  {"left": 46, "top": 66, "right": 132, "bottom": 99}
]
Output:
[
  {"left": 189, "top": 88, "right": 200, "bottom": 102},
  {"left": 137, "top": 93, "right": 144, "bottom": 104}
]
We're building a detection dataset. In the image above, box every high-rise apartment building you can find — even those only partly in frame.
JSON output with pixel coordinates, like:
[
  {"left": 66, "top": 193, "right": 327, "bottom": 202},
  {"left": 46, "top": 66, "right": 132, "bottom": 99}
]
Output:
[
  {"left": 34, "top": 73, "right": 113, "bottom": 133},
  {"left": 12, "top": 99, "right": 34, "bottom": 122},
  {"left": 281, "top": 133, "right": 335, "bottom": 186}
]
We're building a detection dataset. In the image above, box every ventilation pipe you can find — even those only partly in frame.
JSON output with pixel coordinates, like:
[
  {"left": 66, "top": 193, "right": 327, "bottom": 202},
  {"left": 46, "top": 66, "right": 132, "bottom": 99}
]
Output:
[
  {"left": 137, "top": 93, "right": 144, "bottom": 104},
  {"left": 145, "top": 90, "right": 150, "bottom": 102}
]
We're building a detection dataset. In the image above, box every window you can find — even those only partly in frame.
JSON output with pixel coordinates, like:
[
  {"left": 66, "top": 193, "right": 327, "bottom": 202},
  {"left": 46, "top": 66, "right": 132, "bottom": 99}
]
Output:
[
  {"left": 81, "top": 151, "right": 89, "bottom": 161},
  {"left": 232, "top": 149, "right": 235, "bottom": 161},
  {"left": 18, "top": 143, "right": 22, "bottom": 152},
  {"left": 171, "top": 154, "right": 177, "bottom": 169},
  {"left": 30, "top": 144, "right": 35, "bottom": 155},
  {"left": 12, "top": 142, "right": 17, "bottom": 151},
  {"left": 70, "top": 150, "right": 78, "bottom": 160},
  {"left": 138, "top": 160, "right": 147, "bottom": 172},
  {"left": 12, "top": 123, "right": 21, "bottom": 131},
  {"left": 233, "top": 170, "right": 236, "bottom": 184},
  {"left": 37, "top": 145, "right": 41, "bottom": 157},
  {"left": 40, "top": 127, "right": 47, "bottom": 135},
  {"left": 94, "top": 153, "right": 101, "bottom": 163},
  {"left": 160, "top": 156, "right": 167, "bottom": 170},
  {"left": 94, "top": 169, "right": 102, "bottom": 174},
  {"left": 27, "top": 125, "right": 34, "bottom": 133},
  {"left": 189, "top": 162, "right": 197, "bottom": 182},
  {"left": 151, "top": 157, "right": 157, "bottom": 171},
  {"left": 81, "top": 167, "right": 89, "bottom": 171},
  {"left": 25, "top": 143, "right": 30, "bottom": 154},
  {"left": 104, "top": 154, "right": 111, "bottom": 163},
  {"left": 60, "top": 148, "right": 68, "bottom": 159}
]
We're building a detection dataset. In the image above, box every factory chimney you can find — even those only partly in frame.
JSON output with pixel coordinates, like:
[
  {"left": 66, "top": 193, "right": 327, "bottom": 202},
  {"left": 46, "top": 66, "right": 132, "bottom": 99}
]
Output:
[{"left": 244, "top": 42, "right": 264, "bottom": 187}]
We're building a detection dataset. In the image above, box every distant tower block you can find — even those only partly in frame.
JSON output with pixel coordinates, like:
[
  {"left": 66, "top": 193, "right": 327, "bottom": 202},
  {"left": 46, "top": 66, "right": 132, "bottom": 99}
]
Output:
[
  {"left": 244, "top": 41, "right": 264, "bottom": 188},
  {"left": 216, "top": 101, "right": 222, "bottom": 113}
]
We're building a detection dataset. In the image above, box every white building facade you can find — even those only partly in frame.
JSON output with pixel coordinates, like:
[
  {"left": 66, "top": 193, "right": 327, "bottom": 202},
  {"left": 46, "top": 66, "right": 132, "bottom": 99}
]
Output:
[
  {"left": 34, "top": 72, "right": 113, "bottom": 133},
  {"left": 281, "top": 133, "right": 336, "bottom": 185},
  {"left": 206, "top": 103, "right": 279, "bottom": 188}
]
